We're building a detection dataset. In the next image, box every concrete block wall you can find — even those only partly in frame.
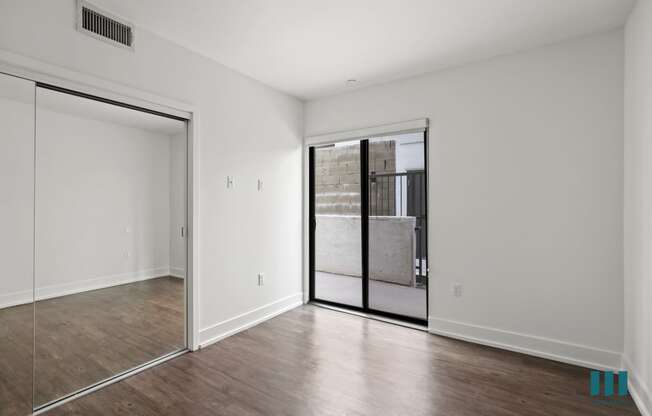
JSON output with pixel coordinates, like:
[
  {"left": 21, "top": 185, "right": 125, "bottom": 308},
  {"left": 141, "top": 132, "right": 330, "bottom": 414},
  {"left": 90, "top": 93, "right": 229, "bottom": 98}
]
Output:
[{"left": 315, "top": 141, "right": 396, "bottom": 215}]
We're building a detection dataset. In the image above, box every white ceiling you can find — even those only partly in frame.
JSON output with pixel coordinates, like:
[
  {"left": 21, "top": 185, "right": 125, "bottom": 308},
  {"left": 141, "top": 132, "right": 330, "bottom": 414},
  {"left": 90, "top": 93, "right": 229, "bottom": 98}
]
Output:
[{"left": 93, "top": 0, "right": 636, "bottom": 100}]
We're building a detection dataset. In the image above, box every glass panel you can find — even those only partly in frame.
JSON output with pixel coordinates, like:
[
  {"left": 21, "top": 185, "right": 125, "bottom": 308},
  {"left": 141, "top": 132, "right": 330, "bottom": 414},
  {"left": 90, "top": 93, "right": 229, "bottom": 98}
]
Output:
[
  {"left": 34, "top": 88, "right": 187, "bottom": 407},
  {"left": 314, "top": 141, "right": 362, "bottom": 307},
  {"left": 0, "top": 74, "right": 35, "bottom": 416},
  {"left": 368, "top": 133, "right": 427, "bottom": 319}
]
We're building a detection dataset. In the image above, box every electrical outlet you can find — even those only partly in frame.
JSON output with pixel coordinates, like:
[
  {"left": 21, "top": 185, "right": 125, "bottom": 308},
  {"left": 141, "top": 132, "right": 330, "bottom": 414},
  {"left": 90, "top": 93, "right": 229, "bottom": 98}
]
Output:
[
  {"left": 453, "top": 283, "right": 462, "bottom": 297},
  {"left": 257, "top": 179, "right": 263, "bottom": 191},
  {"left": 226, "top": 176, "right": 234, "bottom": 189},
  {"left": 258, "top": 273, "right": 264, "bottom": 286}
]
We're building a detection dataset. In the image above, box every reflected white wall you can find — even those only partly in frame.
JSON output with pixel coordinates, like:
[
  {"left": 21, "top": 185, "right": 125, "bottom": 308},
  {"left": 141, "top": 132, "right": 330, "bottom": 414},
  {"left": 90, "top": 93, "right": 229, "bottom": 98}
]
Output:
[
  {"left": 169, "top": 131, "right": 187, "bottom": 278},
  {"left": 32, "top": 88, "right": 187, "bottom": 299},
  {"left": 0, "top": 78, "right": 34, "bottom": 309}
]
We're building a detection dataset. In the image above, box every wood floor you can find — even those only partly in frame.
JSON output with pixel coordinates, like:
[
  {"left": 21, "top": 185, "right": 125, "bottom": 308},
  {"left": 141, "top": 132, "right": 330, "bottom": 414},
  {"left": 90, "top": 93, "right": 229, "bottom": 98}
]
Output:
[
  {"left": 0, "top": 292, "right": 33, "bottom": 416},
  {"left": 34, "top": 276, "right": 185, "bottom": 407},
  {"left": 0, "top": 276, "right": 185, "bottom": 415},
  {"left": 43, "top": 305, "right": 639, "bottom": 416}
]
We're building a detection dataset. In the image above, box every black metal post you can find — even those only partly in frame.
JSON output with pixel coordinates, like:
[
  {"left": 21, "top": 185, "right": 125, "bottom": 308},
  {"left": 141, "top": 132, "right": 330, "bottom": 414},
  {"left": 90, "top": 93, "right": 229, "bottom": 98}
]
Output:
[
  {"left": 360, "top": 140, "right": 369, "bottom": 309},
  {"left": 308, "top": 147, "right": 316, "bottom": 301}
]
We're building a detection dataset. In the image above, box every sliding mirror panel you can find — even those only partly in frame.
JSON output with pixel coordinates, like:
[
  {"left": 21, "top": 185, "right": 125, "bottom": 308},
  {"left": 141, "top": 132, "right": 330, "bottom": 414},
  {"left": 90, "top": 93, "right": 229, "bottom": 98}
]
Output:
[
  {"left": 0, "top": 74, "right": 35, "bottom": 416},
  {"left": 368, "top": 133, "right": 427, "bottom": 320},
  {"left": 34, "top": 87, "right": 187, "bottom": 408},
  {"left": 313, "top": 141, "right": 363, "bottom": 307}
]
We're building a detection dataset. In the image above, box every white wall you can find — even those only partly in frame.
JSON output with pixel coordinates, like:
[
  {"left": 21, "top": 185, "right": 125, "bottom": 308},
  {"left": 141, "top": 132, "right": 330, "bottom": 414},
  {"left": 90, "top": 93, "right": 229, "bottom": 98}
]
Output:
[
  {"left": 0, "top": 76, "right": 34, "bottom": 309},
  {"left": 306, "top": 31, "right": 625, "bottom": 369},
  {"left": 170, "top": 132, "right": 187, "bottom": 278},
  {"left": 35, "top": 107, "right": 173, "bottom": 297},
  {"left": 392, "top": 132, "right": 425, "bottom": 215},
  {"left": 2, "top": 87, "right": 189, "bottom": 306},
  {"left": 0, "top": 0, "right": 303, "bottom": 345},
  {"left": 393, "top": 133, "right": 425, "bottom": 173},
  {"left": 624, "top": 1, "right": 652, "bottom": 414}
]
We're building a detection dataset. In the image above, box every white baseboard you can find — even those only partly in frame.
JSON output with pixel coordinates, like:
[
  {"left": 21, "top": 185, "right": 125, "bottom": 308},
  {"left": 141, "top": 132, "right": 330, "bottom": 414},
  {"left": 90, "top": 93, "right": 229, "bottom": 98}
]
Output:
[
  {"left": 199, "top": 293, "right": 304, "bottom": 348},
  {"left": 0, "top": 288, "right": 32, "bottom": 309},
  {"left": 429, "top": 317, "right": 622, "bottom": 371},
  {"left": 0, "top": 267, "right": 172, "bottom": 309},
  {"left": 170, "top": 266, "right": 186, "bottom": 279},
  {"left": 623, "top": 355, "right": 651, "bottom": 416}
]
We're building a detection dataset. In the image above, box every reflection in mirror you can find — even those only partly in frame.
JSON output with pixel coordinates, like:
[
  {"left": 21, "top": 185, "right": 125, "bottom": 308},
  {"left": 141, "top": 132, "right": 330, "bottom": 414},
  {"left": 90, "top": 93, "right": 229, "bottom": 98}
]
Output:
[
  {"left": 0, "top": 74, "right": 35, "bottom": 416},
  {"left": 34, "top": 88, "right": 187, "bottom": 408}
]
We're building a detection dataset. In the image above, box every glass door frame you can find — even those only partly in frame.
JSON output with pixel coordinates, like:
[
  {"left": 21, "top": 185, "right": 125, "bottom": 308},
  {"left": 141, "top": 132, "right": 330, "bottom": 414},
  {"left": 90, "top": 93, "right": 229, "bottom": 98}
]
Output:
[{"left": 308, "top": 131, "right": 429, "bottom": 326}]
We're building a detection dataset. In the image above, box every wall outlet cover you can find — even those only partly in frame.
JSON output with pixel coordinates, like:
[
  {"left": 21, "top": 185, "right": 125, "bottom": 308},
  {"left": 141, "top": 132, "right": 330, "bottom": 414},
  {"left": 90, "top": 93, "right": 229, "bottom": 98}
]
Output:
[{"left": 453, "top": 283, "right": 462, "bottom": 297}]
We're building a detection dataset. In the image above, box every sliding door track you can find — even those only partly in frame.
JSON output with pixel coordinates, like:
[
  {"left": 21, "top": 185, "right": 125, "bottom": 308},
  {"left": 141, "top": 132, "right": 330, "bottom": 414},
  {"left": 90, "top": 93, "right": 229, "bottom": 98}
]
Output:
[
  {"left": 33, "top": 349, "right": 188, "bottom": 415},
  {"left": 311, "top": 301, "right": 428, "bottom": 331}
]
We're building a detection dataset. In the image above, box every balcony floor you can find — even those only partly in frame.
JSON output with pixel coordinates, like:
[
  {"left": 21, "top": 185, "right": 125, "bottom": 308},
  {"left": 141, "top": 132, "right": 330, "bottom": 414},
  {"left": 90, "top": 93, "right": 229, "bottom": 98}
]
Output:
[{"left": 314, "top": 271, "right": 427, "bottom": 320}]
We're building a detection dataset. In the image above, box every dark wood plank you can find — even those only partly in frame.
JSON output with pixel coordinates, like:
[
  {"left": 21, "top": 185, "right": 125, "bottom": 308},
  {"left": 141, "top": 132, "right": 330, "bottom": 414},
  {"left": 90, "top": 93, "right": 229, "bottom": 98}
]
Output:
[
  {"left": 33, "top": 276, "right": 185, "bottom": 407},
  {"left": 44, "top": 305, "right": 640, "bottom": 416},
  {"left": 0, "top": 301, "right": 33, "bottom": 416},
  {"left": 0, "top": 276, "right": 185, "bottom": 415}
]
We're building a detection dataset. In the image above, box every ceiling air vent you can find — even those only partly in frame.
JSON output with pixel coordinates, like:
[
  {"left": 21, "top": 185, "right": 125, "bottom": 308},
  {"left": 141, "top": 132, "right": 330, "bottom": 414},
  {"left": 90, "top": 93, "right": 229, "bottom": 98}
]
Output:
[{"left": 77, "top": 0, "right": 134, "bottom": 50}]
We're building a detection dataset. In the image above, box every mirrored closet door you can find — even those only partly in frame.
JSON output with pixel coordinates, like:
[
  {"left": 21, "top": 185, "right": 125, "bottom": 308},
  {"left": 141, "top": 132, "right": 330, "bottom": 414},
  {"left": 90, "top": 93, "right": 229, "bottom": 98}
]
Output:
[
  {"left": 0, "top": 70, "right": 189, "bottom": 414},
  {"left": 33, "top": 86, "right": 188, "bottom": 409},
  {"left": 0, "top": 72, "right": 35, "bottom": 416}
]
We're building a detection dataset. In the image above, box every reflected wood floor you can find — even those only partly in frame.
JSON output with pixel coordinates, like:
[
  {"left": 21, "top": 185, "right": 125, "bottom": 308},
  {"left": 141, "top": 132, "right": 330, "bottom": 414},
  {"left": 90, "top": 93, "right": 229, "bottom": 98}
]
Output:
[
  {"left": 34, "top": 276, "right": 185, "bottom": 407},
  {"left": 0, "top": 276, "right": 185, "bottom": 415},
  {"left": 45, "top": 305, "right": 639, "bottom": 416},
  {"left": 0, "top": 295, "right": 33, "bottom": 416}
]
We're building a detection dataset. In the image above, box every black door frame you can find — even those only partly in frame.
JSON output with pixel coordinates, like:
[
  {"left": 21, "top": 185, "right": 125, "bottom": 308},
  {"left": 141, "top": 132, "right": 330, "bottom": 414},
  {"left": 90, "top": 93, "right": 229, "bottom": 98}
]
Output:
[{"left": 309, "top": 132, "right": 428, "bottom": 326}]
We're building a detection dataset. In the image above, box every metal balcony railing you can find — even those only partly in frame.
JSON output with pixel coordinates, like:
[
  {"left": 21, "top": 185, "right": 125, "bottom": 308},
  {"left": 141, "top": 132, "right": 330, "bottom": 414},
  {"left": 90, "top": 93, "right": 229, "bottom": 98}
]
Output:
[{"left": 369, "top": 170, "right": 427, "bottom": 286}]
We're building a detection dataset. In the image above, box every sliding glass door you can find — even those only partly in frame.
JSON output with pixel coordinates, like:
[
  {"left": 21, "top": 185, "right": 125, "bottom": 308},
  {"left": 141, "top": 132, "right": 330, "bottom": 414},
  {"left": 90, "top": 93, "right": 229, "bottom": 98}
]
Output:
[
  {"left": 311, "top": 140, "right": 363, "bottom": 307},
  {"left": 368, "top": 134, "right": 427, "bottom": 320},
  {"left": 309, "top": 131, "right": 428, "bottom": 324}
]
